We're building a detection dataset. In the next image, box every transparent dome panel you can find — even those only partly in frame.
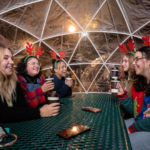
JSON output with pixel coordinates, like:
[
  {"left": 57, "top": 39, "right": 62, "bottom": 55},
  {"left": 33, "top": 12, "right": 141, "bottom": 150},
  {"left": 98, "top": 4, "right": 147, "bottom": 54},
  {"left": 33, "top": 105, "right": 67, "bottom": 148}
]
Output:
[
  {"left": 57, "top": 0, "right": 106, "bottom": 30},
  {"left": 44, "top": 33, "right": 81, "bottom": 63},
  {"left": 120, "top": 0, "right": 150, "bottom": 33},
  {"left": 70, "top": 64, "right": 102, "bottom": 91},
  {"left": 66, "top": 68, "right": 85, "bottom": 92},
  {"left": 43, "top": 0, "right": 82, "bottom": 39},
  {"left": 0, "top": 20, "right": 38, "bottom": 55},
  {"left": 69, "top": 36, "right": 101, "bottom": 64},
  {"left": 19, "top": 0, "right": 51, "bottom": 38},
  {"left": 88, "top": 66, "right": 110, "bottom": 93},
  {"left": 87, "top": 2, "right": 116, "bottom": 32}
]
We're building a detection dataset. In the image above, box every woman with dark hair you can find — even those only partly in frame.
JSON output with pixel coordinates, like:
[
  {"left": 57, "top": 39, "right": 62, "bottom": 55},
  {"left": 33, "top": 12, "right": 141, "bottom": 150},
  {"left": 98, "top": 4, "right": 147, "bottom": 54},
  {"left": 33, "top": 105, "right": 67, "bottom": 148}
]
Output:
[
  {"left": 16, "top": 56, "right": 59, "bottom": 109},
  {"left": 0, "top": 44, "right": 60, "bottom": 123},
  {"left": 118, "top": 46, "right": 150, "bottom": 150},
  {"left": 52, "top": 59, "right": 72, "bottom": 98}
]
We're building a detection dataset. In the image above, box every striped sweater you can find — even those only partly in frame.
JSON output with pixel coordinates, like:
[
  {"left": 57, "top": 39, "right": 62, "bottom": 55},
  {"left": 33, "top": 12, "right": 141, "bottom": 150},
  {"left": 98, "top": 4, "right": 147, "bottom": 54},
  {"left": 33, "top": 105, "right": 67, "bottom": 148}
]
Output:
[{"left": 118, "top": 86, "right": 150, "bottom": 133}]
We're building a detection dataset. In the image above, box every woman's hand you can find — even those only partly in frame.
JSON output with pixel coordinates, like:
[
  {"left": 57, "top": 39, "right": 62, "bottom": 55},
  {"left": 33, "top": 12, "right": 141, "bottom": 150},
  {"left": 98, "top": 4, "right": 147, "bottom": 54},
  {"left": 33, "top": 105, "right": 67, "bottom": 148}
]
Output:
[
  {"left": 65, "top": 79, "right": 73, "bottom": 87},
  {"left": 117, "top": 83, "right": 124, "bottom": 95},
  {"left": 41, "top": 81, "right": 54, "bottom": 93},
  {"left": 40, "top": 103, "right": 60, "bottom": 117},
  {"left": 127, "top": 128, "right": 130, "bottom": 134}
]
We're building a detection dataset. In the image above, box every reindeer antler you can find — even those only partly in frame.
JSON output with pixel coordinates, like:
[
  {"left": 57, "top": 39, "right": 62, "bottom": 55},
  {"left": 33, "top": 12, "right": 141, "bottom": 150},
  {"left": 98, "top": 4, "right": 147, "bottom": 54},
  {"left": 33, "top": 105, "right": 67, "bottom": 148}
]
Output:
[
  {"left": 50, "top": 51, "right": 58, "bottom": 60},
  {"left": 142, "top": 34, "right": 150, "bottom": 46},
  {"left": 118, "top": 43, "right": 128, "bottom": 53},
  {"left": 59, "top": 51, "right": 65, "bottom": 60},
  {"left": 127, "top": 39, "right": 135, "bottom": 52},
  {"left": 35, "top": 46, "right": 44, "bottom": 57},
  {"left": 26, "top": 42, "right": 34, "bottom": 55}
]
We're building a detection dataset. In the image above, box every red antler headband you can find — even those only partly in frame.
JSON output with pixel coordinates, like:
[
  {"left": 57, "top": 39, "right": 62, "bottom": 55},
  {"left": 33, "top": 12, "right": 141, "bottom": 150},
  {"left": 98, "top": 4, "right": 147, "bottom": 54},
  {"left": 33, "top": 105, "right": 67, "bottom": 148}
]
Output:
[
  {"left": 118, "top": 39, "right": 135, "bottom": 55},
  {"left": 49, "top": 51, "right": 65, "bottom": 69},
  {"left": 142, "top": 34, "right": 150, "bottom": 46},
  {"left": 24, "top": 42, "right": 45, "bottom": 63}
]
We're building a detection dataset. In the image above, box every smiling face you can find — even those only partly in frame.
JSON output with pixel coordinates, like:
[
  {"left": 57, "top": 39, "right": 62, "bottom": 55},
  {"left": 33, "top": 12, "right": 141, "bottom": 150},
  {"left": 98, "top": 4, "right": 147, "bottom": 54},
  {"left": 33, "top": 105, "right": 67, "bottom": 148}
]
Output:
[
  {"left": 1, "top": 48, "right": 14, "bottom": 76},
  {"left": 54, "top": 61, "right": 67, "bottom": 79},
  {"left": 132, "top": 51, "right": 150, "bottom": 76},
  {"left": 122, "top": 55, "right": 129, "bottom": 72},
  {"left": 26, "top": 57, "right": 40, "bottom": 77}
]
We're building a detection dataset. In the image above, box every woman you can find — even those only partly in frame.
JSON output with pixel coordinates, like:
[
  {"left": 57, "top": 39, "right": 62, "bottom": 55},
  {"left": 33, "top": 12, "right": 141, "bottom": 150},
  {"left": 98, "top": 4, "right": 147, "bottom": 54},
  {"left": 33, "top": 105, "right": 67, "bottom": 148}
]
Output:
[
  {"left": 52, "top": 59, "right": 72, "bottom": 98},
  {"left": 16, "top": 56, "right": 54, "bottom": 108},
  {"left": 119, "top": 53, "right": 136, "bottom": 118},
  {"left": 120, "top": 53, "right": 136, "bottom": 97},
  {"left": 0, "top": 44, "right": 60, "bottom": 123},
  {"left": 118, "top": 46, "right": 150, "bottom": 150}
]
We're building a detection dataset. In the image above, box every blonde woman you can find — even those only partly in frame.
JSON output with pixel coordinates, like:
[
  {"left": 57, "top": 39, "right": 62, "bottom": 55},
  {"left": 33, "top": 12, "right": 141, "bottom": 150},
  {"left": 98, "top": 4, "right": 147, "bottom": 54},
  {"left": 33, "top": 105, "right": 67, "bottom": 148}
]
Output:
[
  {"left": 0, "top": 44, "right": 60, "bottom": 123},
  {"left": 120, "top": 52, "right": 136, "bottom": 97}
]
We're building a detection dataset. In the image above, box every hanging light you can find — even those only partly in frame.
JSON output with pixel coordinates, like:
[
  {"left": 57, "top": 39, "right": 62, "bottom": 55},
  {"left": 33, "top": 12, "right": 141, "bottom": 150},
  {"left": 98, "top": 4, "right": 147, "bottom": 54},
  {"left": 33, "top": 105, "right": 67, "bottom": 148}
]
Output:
[{"left": 69, "top": 26, "right": 75, "bottom": 32}]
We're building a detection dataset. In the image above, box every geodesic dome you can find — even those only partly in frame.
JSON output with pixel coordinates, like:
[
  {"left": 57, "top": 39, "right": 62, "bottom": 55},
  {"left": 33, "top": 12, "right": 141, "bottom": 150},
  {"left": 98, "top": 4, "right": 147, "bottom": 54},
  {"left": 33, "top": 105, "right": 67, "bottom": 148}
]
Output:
[{"left": 0, "top": 0, "right": 150, "bottom": 94}]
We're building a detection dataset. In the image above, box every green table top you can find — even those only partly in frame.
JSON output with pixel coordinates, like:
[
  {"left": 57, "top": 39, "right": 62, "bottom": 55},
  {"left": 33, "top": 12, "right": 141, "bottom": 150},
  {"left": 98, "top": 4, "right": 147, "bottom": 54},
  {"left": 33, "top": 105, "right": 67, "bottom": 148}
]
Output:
[{"left": 1, "top": 94, "right": 132, "bottom": 150}]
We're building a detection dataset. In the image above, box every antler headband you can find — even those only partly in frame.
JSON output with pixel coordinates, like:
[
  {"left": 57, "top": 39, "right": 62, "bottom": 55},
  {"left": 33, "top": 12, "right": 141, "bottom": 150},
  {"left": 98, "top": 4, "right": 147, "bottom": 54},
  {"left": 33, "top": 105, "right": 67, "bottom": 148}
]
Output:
[
  {"left": 24, "top": 42, "right": 45, "bottom": 63},
  {"left": 142, "top": 34, "right": 150, "bottom": 46},
  {"left": 50, "top": 51, "right": 65, "bottom": 69},
  {"left": 118, "top": 39, "right": 135, "bottom": 55}
]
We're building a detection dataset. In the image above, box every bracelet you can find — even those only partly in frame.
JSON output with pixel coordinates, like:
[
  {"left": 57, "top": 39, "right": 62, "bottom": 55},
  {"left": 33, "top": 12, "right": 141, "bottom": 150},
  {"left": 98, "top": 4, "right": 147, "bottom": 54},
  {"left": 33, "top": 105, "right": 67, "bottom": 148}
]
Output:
[{"left": 0, "top": 133, "right": 17, "bottom": 148}]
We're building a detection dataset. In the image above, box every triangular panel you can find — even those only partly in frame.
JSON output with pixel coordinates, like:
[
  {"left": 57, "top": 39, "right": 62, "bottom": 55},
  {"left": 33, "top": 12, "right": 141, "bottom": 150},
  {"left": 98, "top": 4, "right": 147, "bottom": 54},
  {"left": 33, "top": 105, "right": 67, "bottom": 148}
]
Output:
[
  {"left": 117, "top": 34, "right": 129, "bottom": 44},
  {"left": 120, "top": 0, "right": 150, "bottom": 33},
  {"left": 0, "top": 0, "right": 51, "bottom": 38},
  {"left": 43, "top": 0, "right": 82, "bottom": 39},
  {"left": 106, "top": 0, "right": 129, "bottom": 33},
  {"left": 88, "top": 66, "right": 110, "bottom": 92},
  {"left": 57, "top": 0, "right": 105, "bottom": 30},
  {"left": 106, "top": 37, "right": 133, "bottom": 63},
  {"left": 88, "top": 33, "right": 128, "bottom": 62},
  {"left": 0, "top": 6, "right": 26, "bottom": 25},
  {"left": 19, "top": 0, "right": 51, "bottom": 38},
  {"left": 0, "top": 20, "right": 38, "bottom": 55},
  {"left": 0, "top": 0, "right": 11, "bottom": 14},
  {"left": 70, "top": 64, "right": 102, "bottom": 91},
  {"left": 13, "top": 42, "right": 40, "bottom": 66},
  {"left": 67, "top": 68, "right": 85, "bottom": 92},
  {"left": 44, "top": 33, "right": 81, "bottom": 63},
  {"left": 6, "top": 0, "right": 42, "bottom": 11},
  {"left": 87, "top": 2, "right": 116, "bottom": 32},
  {"left": 133, "top": 37, "right": 144, "bottom": 51},
  {"left": 70, "top": 36, "right": 101, "bottom": 63},
  {"left": 133, "top": 22, "right": 150, "bottom": 38}
]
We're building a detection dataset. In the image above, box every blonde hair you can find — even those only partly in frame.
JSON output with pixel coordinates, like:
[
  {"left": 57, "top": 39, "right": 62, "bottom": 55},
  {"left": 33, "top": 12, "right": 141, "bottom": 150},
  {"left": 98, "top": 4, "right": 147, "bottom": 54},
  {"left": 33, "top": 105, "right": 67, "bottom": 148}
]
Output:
[
  {"left": 120, "top": 53, "right": 136, "bottom": 79},
  {"left": 0, "top": 44, "right": 17, "bottom": 103}
]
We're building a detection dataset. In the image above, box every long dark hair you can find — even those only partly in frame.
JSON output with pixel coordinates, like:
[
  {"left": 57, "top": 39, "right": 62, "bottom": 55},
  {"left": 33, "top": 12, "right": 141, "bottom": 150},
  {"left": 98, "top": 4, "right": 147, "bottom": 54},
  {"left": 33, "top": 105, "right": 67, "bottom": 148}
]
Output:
[
  {"left": 16, "top": 56, "right": 42, "bottom": 77},
  {"left": 133, "top": 46, "right": 150, "bottom": 95}
]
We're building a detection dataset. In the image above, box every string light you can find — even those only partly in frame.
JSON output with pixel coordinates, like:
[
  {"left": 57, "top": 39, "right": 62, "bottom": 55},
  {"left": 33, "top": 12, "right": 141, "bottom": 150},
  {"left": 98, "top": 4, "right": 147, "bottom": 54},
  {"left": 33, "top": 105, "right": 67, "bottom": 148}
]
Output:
[{"left": 69, "top": 26, "right": 75, "bottom": 32}]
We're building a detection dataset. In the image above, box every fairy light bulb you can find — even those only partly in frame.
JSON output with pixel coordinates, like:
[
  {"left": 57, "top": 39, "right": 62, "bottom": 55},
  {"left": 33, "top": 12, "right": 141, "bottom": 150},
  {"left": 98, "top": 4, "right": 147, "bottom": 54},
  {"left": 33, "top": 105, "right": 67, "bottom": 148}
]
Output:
[{"left": 69, "top": 26, "right": 75, "bottom": 32}]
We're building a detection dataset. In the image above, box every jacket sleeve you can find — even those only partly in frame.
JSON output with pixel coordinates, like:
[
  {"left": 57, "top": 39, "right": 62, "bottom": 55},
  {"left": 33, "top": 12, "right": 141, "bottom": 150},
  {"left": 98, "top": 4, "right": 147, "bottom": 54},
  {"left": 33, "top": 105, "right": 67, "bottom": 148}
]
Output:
[
  {"left": 0, "top": 107, "right": 40, "bottom": 123},
  {"left": 117, "top": 91, "right": 134, "bottom": 116},
  {"left": 54, "top": 83, "right": 70, "bottom": 98},
  {"left": 0, "top": 83, "right": 41, "bottom": 123},
  {"left": 128, "top": 117, "right": 150, "bottom": 133}
]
